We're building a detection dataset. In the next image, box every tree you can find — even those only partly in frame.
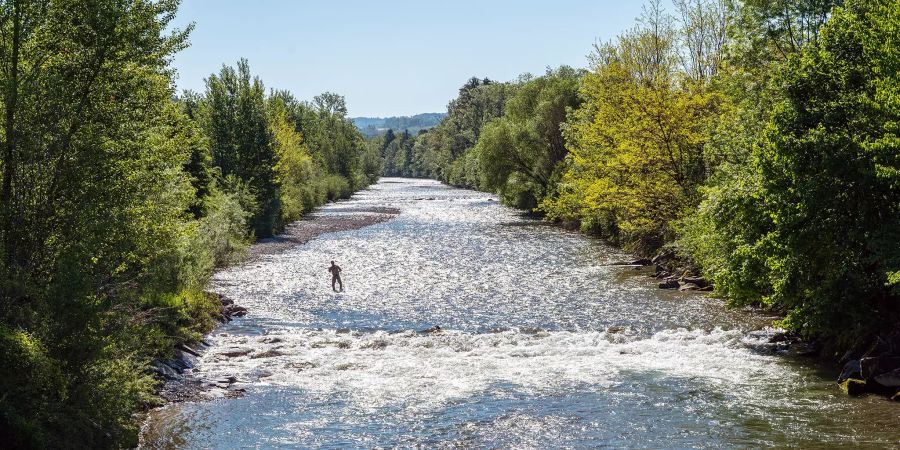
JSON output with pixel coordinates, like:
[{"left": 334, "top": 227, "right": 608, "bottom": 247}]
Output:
[
  {"left": 543, "top": 6, "right": 720, "bottom": 254},
  {"left": 477, "top": 66, "right": 582, "bottom": 209},
  {"left": 674, "top": 0, "right": 730, "bottom": 82},
  {"left": 695, "top": 0, "right": 899, "bottom": 348},
  {"left": 0, "top": 0, "right": 208, "bottom": 445},
  {"left": 269, "top": 93, "right": 313, "bottom": 223},
  {"left": 203, "top": 59, "right": 280, "bottom": 237},
  {"left": 406, "top": 77, "right": 514, "bottom": 187}
]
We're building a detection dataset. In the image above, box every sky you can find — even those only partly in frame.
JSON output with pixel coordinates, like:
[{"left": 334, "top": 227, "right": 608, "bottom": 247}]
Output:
[{"left": 169, "top": 1, "right": 656, "bottom": 118}]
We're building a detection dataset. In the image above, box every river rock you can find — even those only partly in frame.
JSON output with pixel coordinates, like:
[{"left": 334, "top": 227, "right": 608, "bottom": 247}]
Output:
[
  {"left": 214, "top": 375, "right": 238, "bottom": 385},
  {"left": 678, "top": 282, "right": 700, "bottom": 291},
  {"left": 177, "top": 343, "right": 201, "bottom": 357},
  {"left": 874, "top": 368, "right": 900, "bottom": 388},
  {"left": 150, "top": 360, "right": 181, "bottom": 381},
  {"left": 250, "top": 369, "right": 274, "bottom": 380},
  {"left": 165, "top": 355, "right": 192, "bottom": 373},
  {"left": 769, "top": 331, "right": 794, "bottom": 343},
  {"left": 220, "top": 347, "right": 252, "bottom": 357},
  {"left": 610, "top": 258, "right": 651, "bottom": 266},
  {"left": 651, "top": 251, "right": 675, "bottom": 265},
  {"left": 682, "top": 276, "right": 711, "bottom": 288},
  {"left": 860, "top": 356, "right": 900, "bottom": 380},
  {"left": 839, "top": 378, "right": 867, "bottom": 396},
  {"left": 362, "top": 339, "right": 388, "bottom": 350},
  {"left": 174, "top": 349, "right": 197, "bottom": 368},
  {"left": 839, "top": 359, "right": 862, "bottom": 382},
  {"left": 223, "top": 304, "right": 248, "bottom": 317},
  {"left": 286, "top": 361, "right": 317, "bottom": 370},
  {"left": 251, "top": 349, "right": 286, "bottom": 359},
  {"left": 659, "top": 280, "right": 679, "bottom": 289}
]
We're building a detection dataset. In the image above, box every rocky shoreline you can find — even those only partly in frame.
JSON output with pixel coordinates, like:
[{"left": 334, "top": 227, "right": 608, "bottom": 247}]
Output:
[
  {"left": 613, "top": 252, "right": 900, "bottom": 402},
  {"left": 148, "top": 292, "right": 248, "bottom": 403},
  {"left": 836, "top": 331, "right": 900, "bottom": 400},
  {"left": 146, "top": 202, "right": 401, "bottom": 406}
]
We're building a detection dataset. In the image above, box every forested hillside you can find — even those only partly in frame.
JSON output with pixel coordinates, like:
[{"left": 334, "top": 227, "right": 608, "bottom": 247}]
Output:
[
  {"left": 352, "top": 113, "right": 445, "bottom": 137},
  {"left": 379, "top": 0, "right": 899, "bottom": 358},
  {"left": 0, "top": 2, "right": 376, "bottom": 447}
]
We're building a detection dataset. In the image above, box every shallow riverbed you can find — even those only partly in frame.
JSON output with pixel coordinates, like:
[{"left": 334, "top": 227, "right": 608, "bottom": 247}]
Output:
[{"left": 140, "top": 178, "right": 899, "bottom": 449}]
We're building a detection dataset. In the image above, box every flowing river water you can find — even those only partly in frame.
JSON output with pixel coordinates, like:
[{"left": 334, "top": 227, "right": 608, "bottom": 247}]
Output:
[{"left": 140, "top": 178, "right": 899, "bottom": 449}]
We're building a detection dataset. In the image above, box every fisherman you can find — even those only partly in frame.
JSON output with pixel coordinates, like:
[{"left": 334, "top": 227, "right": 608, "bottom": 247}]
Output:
[{"left": 328, "top": 260, "right": 343, "bottom": 292}]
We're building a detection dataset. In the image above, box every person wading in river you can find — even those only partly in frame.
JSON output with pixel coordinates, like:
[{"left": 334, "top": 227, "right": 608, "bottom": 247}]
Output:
[{"left": 328, "top": 261, "right": 343, "bottom": 292}]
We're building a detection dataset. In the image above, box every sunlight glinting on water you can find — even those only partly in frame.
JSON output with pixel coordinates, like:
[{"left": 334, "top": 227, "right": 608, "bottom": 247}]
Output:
[{"left": 140, "top": 179, "right": 900, "bottom": 449}]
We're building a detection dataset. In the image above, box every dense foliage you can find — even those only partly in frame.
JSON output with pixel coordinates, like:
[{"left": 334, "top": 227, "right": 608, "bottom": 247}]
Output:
[
  {"left": 681, "top": 0, "right": 899, "bottom": 349},
  {"left": 0, "top": 1, "right": 372, "bottom": 447},
  {"left": 383, "top": 77, "right": 512, "bottom": 186},
  {"left": 543, "top": 7, "right": 722, "bottom": 252},
  {"left": 477, "top": 67, "right": 582, "bottom": 209}
]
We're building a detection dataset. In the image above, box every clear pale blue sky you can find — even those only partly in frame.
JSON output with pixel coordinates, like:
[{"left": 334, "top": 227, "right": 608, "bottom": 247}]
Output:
[{"left": 170, "top": 1, "right": 657, "bottom": 117}]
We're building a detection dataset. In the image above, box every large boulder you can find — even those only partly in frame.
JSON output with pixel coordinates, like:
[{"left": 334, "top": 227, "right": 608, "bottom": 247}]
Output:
[
  {"left": 861, "top": 356, "right": 900, "bottom": 380},
  {"left": 838, "top": 359, "right": 862, "bottom": 382},
  {"left": 874, "top": 368, "right": 900, "bottom": 388}
]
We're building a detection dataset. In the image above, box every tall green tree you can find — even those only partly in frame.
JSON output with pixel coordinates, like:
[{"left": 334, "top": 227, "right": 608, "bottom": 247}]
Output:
[
  {"left": 0, "top": 0, "right": 212, "bottom": 446},
  {"left": 691, "top": 0, "right": 899, "bottom": 348},
  {"left": 477, "top": 67, "right": 582, "bottom": 209},
  {"left": 203, "top": 59, "right": 280, "bottom": 237}
]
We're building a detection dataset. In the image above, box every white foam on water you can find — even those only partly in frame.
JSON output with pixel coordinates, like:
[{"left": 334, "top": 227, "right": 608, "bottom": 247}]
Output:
[{"left": 193, "top": 326, "right": 793, "bottom": 414}]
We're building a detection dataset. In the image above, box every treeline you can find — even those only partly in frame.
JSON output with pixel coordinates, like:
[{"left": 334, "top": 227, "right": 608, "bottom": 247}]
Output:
[
  {"left": 353, "top": 112, "right": 445, "bottom": 137},
  {"left": 0, "top": 1, "right": 374, "bottom": 447},
  {"left": 385, "top": 0, "right": 899, "bottom": 354}
]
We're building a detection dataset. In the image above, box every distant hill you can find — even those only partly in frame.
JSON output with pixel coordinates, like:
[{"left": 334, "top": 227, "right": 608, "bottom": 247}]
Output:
[{"left": 351, "top": 113, "right": 446, "bottom": 138}]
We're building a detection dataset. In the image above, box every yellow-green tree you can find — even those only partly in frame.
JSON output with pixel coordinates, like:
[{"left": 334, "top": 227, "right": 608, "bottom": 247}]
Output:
[
  {"left": 543, "top": 3, "right": 720, "bottom": 254},
  {"left": 269, "top": 97, "right": 314, "bottom": 223}
]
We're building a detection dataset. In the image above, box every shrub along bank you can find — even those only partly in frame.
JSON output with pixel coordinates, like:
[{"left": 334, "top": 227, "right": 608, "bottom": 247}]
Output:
[{"left": 0, "top": 1, "right": 376, "bottom": 447}]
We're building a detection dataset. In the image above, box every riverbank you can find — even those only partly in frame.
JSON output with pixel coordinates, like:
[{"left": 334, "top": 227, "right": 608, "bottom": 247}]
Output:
[{"left": 611, "top": 251, "right": 900, "bottom": 401}]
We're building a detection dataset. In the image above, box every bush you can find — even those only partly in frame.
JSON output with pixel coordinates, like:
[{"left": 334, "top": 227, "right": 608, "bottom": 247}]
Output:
[
  {"left": 197, "top": 186, "right": 252, "bottom": 268},
  {"left": 0, "top": 328, "right": 66, "bottom": 449}
]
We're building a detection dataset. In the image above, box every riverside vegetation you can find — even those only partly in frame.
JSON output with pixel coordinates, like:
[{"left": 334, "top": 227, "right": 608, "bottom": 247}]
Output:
[
  {"left": 0, "top": 0, "right": 378, "bottom": 447},
  {"left": 378, "top": 0, "right": 900, "bottom": 397}
]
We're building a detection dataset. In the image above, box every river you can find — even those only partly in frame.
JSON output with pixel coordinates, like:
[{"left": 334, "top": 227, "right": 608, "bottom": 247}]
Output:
[{"left": 140, "top": 178, "right": 899, "bottom": 449}]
